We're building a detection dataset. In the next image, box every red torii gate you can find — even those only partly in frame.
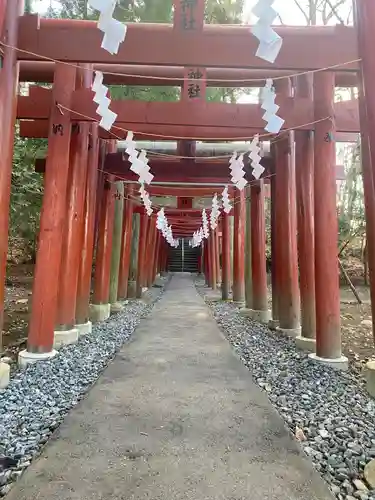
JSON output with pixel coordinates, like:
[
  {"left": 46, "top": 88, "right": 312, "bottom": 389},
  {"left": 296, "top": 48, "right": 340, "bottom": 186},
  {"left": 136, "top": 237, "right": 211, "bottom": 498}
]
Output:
[{"left": 0, "top": 0, "right": 374, "bottom": 371}]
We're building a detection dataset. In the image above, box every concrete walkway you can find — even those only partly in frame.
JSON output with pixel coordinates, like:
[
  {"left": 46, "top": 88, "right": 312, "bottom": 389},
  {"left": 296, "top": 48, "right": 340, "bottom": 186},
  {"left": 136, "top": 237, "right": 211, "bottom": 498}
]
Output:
[{"left": 9, "top": 275, "right": 332, "bottom": 500}]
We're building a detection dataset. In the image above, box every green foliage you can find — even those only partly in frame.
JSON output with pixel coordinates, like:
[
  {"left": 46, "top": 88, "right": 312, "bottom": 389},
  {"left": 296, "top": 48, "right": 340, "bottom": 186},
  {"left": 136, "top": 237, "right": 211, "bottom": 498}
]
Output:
[{"left": 10, "top": 134, "right": 46, "bottom": 262}]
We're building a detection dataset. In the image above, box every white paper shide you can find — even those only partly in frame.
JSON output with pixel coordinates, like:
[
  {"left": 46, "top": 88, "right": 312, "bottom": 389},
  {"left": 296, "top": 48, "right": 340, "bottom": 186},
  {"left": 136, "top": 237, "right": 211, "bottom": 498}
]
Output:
[
  {"left": 88, "top": 0, "right": 127, "bottom": 55},
  {"left": 251, "top": 0, "right": 283, "bottom": 64},
  {"left": 260, "top": 78, "right": 285, "bottom": 134},
  {"left": 92, "top": 71, "right": 117, "bottom": 131}
]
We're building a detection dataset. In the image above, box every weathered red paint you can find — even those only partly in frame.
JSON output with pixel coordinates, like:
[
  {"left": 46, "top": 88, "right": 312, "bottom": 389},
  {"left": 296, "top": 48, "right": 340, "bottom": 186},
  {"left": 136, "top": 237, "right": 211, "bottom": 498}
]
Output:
[
  {"left": 250, "top": 181, "right": 268, "bottom": 312},
  {"left": 76, "top": 123, "right": 100, "bottom": 325},
  {"left": 269, "top": 142, "right": 279, "bottom": 324},
  {"left": 147, "top": 219, "right": 157, "bottom": 287},
  {"left": 295, "top": 129, "right": 316, "bottom": 339},
  {"left": 275, "top": 80, "right": 300, "bottom": 331},
  {"left": 17, "top": 15, "right": 358, "bottom": 71},
  {"left": 136, "top": 212, "right": 148, "bottom": 297},
  {"left": 314, "top": 72, "right": 341, "bottom": 359},
  {"left": 92, "top": 170, "right": 115, "bottom": 305},
  {"left": 221, "top": 213, "right": 230, "bottom": 300},
  {"left": 18, "top": 61, "right": 358, "bottom": 88},
  {"left": 17, "top": 89, "right": 360, "bottom": 134},
  {"left": 0, "top": 0, "right": 23, "bottom": 337},
  {"left": 56, "top": 66, "right": 91, "bottom": 329},
  {"left": 27, "top": 64, "right": 76, "bottom": 353},
  {"left": 210, "top": 230, "right": 217, "bottom": 290},
  {"left": 354, "top": 0, "right": 375, "bottom": 342},
  {"left": 295, "top": 74, "right": 316, "bottom": 339},
  {"left": 117, "top": 183, "right": 134, "bottom": 300},
  {"left": 232, "top": 189, "right": 245, "bottom": 303}
]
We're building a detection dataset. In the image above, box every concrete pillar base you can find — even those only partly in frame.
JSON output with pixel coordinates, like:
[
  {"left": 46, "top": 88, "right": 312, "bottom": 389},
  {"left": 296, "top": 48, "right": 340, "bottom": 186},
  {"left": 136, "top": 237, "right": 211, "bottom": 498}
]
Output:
[
  {"left": 277, "top": 326, "right": 301, "bottom": 338},
  {"left": 206, "top": 296, "right": 222, "bottom": 303},
  {"left": 89, "top": 303, "right": 110, "bottom": 323},
  {"left": 250, "top": 309, "right": 272, "bottom": 324},
  {"left": 308, "top": 353, "right": 349, "bottom": 371},
  {"left": 268, "top": 319, "right": 279, "bottom": 330},
  {"left": 54, "top": 328, "right": 79, "bottom": 349},
  {"left": 76, "top": 321, "right": 92, "bottom": 336},
  {"left": 232, "top": 301, "right": 245, "bottom": 308},
  {"left": 127, "top": 280, "right": 137, "bottom": 298},
  {"left": 240, "top": 307, "right": 253, "bottom": 318},
  {"left": 110, "top": 302, "right": 124, "bottom": 314},
  {"left": 365, "top": 361, "right": 375, "bottom": 397},
  {"left": 18, "top": 349, "right": 58, "bottom": 368},
  {"left": 295, "top": 335, "right": 316, "bottom": 352},
  {"left": 0, "top": 362, "right": 10, "bottom": 389}
]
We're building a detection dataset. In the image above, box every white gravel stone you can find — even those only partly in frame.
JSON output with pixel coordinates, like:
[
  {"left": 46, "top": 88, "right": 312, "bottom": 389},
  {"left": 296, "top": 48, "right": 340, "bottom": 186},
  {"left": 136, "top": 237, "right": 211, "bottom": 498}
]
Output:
[
  {"left": 0, "top": 278, "right": 168, "bottom": 494},
  {"left": 196, "top": 279, "right": 375, "bottom": 500}
]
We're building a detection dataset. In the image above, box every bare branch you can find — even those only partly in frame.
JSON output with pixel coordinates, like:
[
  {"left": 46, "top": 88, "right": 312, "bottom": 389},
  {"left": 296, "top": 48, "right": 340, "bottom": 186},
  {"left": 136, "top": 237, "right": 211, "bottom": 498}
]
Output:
[
  {"left": 277, "top": 13, "right": 285, "bottom": 25},
  {"left": 292, "top": 0, "right": 311, "bottom": 25},
  {"left": 324, "top": 0, "right": 346, "bottom": 24}
]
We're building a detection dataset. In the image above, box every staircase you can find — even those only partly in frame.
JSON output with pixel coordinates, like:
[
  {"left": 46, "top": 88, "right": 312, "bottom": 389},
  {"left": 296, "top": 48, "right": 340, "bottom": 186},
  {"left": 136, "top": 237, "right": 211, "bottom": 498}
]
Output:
[{"left": 167, "top": 239, "right": 200, "bottom": 273}]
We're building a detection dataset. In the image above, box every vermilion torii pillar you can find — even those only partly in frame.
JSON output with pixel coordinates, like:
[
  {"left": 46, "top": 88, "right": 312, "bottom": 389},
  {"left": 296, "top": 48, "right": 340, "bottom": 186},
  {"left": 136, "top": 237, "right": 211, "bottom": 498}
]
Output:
[
  {"left": 221, "top": 213, "right": 231, "bottom": 300},
  {"left": 118, "top": 184, "right": 135, "bottom": 301},
  {"left": 76, "top": 124, "right": 100, "bottom": 333},
  {"left": 295, "top": 75, "right": 316, "bottom": 351},
  {"left": 136, "top": 211, "right": 148, "bottom": 298},
  {"left": 90, "top": 157, "right": 116, "bottom": 322},
  {"left": 309, "top": 72, "right": 348, "bottom": 369},
  {"left": 146, "top": 217, "right": 157, "bottom": 287},
  {"left": 0, "top": 0, "right": 23, "bottom": 341},
  {"left": 54, "top": 65, "right": 91, "bottom": 347},
  {"left": 128, "top": 212, "right": 140, "bottom": 298},
  {"left": 248, "top": 181, "right": 270, "bottom": 324},
  {"left": 354, "top": 0, "right": 375, "bottom": 343},
  {"left": 275, "top": 79, "right": 301, "bottom": 337},
  {"left": 19, "top": 63, "right": 77, "bottom": 366},
  {"left": 232, "top": 189, "right": 245, "bottom": 304},
  {"left": 242, "top": 185, "right": 252, "bottom": 315},
  {"left": 210, "top": 229, "right": 217, "bottom": 291},
  {"left": 109, "top": 181, "right": 124, "bottom": 312},
  {"left": 269, "top": 143, "right": 279, "bottom": 330}
]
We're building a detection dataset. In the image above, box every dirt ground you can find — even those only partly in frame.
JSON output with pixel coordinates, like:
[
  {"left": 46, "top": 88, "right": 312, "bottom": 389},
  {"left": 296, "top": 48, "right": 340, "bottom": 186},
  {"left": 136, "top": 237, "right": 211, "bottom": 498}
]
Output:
[
  {"left": 2, "top": 263, "right": 33, "bottom": 357},
  {"left": 2, "top": 259, "right": 375, "bottom": 367}
]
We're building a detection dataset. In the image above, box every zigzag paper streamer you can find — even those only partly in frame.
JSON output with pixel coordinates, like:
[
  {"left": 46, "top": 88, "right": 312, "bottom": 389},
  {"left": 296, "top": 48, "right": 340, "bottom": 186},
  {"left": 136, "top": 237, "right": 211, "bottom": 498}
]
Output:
[
  {"left": 249, "top": 134, "right": 265, "bottom": 180},
  {"left": 92, "top": 71, "right": 117, "bottom": 131},
  {"left": 229, "top": 153, "right": 247, "bottom": 191},
  {"left": 221, "top": 186, "right": 232, "bottom": 214},
  {"left": 210, "top": 193, "right": 220, "bottom": 230},
  {"left": 260, "top": 79, "right": 284, "bottom": 134},
  {"left": 88, "top": 0, "right": 127, "bottom": 55},
  {"left": 251, "top": 0, "right": 283, "bottom": 64}
]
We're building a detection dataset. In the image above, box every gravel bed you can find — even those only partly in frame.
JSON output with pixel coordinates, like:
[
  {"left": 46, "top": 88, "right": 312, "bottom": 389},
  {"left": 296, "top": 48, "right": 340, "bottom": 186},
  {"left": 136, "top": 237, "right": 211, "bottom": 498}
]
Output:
[
  {"left": 196, "top": 281, "right": 375, "bottom": 500},
  {"left": 0, "top": 279, "right": 168, "bottom": 496}
]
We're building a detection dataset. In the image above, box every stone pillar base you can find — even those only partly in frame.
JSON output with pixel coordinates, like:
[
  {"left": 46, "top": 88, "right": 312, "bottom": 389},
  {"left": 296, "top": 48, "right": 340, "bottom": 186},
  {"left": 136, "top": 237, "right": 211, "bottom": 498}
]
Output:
[
  {"left": 89, "top": 303, "right": 110, "bottom": 323},
  {"left": 127, "top": 280, "right": 137, "bottom": 298},
  {"left": 76, "top": 321, "right": 92, "bottom": 336},
  {"left": 240, "top": 308, "right": 252, "bottom": 318},
  {"left": 295, "top": 335, "right": 316, "bottom": 352},
  {"left": 54, "top": 328, "right": 79, "bottom": 349},
  {"left": 277, "top": 326, "right": 301, "bottom": 338},
  {"left": 0, "top": 362, "right": 10, "bottom": 389},
  {"left": 18, "top": 349, "right": 57, "bottom": 368},
  {"left": 268, "top": 319, "right": 279, "bottom": 330},
  {"left": 365, "top": 361, "right": 375, "bottom": 398},
  {"left": 232, "top": 300, "right": 245, "bottom": 308},
  {"left": 250, "top": 309, "right": 272, "bottom": 324},
  {"left": 308, "top": 353, "right": 348, "bottom": 371},
  {"left": 110, "top": 302, "right": 124, "bottom": 314}
]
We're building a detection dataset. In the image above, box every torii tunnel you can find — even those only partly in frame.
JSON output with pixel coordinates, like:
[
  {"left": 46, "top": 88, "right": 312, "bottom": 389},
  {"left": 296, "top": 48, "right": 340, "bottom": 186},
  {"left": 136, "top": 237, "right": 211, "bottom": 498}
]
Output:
[{"left": 0, "top": 0, "right": 374, "bottom": 371}]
